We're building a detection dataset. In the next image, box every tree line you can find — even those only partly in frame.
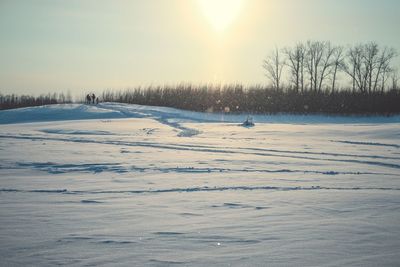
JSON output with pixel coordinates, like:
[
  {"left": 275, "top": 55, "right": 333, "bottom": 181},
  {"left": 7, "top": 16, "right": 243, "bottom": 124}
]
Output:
[
  {"left": 263, "top": 41, "right": 398, "bottom": 93},
  {"left": 2, "top": 83, "right": 399, "bottom": 114},
  {"left": 0, "top": 93, "right": 72, "bottom": 110},
  {"left": 100, "top": 84, "right": 400, "bottom": 115},
  {"left": 100, "top": 41, "right": 399, "bottom": 115}
]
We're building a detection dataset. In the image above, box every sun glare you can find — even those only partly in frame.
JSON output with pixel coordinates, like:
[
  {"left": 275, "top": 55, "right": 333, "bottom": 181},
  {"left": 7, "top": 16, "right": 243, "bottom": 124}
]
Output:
[{"left": 197, "top": 0, "right": 243, "bottom": 31}]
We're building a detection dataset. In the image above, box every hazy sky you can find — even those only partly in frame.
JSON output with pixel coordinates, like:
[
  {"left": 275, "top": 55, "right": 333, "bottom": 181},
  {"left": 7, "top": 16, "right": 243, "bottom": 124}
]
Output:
[{"left": 0, "top": 0, "right": 399, "bottom": 95}]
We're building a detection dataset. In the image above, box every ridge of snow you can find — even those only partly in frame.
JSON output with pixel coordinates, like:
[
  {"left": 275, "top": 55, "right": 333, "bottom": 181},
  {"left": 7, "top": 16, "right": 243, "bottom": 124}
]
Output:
[{"left": 1, "top": 102, "right": 400, "bottom": 125}]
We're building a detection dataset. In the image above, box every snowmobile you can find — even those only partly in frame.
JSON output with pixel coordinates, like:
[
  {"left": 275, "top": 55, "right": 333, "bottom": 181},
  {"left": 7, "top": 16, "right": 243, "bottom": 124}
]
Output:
[{"left": 242, "top": 116, "right": 255, "bottom": 127}]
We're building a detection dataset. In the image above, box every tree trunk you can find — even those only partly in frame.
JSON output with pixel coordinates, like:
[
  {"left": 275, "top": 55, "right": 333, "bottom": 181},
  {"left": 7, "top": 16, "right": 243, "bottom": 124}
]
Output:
[{"left": 332, "top": 65, "right": 338, "bottom": 93}]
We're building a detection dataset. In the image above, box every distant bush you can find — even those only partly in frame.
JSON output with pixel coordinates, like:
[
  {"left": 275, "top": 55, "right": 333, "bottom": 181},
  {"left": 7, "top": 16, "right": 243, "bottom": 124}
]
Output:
[
  {"left": 0, "top": 93, "right": 72, "bottom": 110},
  {"left": 100, "top": 84, "right": 400, "bottom": 115},
  {"left": 2, "top": 86, "right": 399, "bottom": 115}
]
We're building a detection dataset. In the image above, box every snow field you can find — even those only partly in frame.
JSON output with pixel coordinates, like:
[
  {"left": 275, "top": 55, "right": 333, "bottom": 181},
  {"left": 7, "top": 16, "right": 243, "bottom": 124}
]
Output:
[{"left": 0, "top": 103, "right": 399, "bottom": 266}]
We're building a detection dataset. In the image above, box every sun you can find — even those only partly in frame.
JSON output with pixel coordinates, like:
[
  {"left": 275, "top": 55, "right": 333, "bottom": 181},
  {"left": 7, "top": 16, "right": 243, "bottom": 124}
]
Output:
[{"left": 197, "top": 0, "right": 243, "bottom": 31}]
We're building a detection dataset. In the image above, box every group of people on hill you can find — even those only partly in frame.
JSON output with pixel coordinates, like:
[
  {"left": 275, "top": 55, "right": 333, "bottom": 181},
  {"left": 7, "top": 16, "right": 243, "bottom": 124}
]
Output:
[{"left": 86, "top": 93, "right": 99, "bottom": 105}]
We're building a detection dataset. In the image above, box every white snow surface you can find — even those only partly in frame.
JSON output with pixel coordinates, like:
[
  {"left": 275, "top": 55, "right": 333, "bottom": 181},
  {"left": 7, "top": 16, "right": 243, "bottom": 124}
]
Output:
[{"left": 0, "top": 103, "right": 400, "bottom": 266}]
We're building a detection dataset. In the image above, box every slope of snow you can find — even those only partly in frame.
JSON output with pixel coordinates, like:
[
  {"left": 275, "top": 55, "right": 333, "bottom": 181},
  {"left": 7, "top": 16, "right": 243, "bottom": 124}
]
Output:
[
  {"left": 1, "top": 102, "right": 400, "bottom": 125},
  {"left": 0, "top": 103, "right": 400, "bottom": 266},
  {"left": 0, "top": 104, "right": 125, "bottom": 124}
]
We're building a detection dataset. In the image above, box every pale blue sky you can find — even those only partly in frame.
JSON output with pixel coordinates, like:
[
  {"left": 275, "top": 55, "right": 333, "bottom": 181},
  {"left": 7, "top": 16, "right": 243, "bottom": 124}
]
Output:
[{"left": 0, "top": 0, "right": 399, "bottom": 95}]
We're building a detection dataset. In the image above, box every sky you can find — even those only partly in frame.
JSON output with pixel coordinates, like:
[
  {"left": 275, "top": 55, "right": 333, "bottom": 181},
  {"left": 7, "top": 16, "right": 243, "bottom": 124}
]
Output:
[{"left": 0, "top": 0, "right": 399, "bottom": 95}]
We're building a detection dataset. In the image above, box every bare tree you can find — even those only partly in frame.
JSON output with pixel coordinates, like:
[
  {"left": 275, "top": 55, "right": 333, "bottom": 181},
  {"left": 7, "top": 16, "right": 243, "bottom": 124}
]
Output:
[
  {"left": 284, "top": 43, "right": 306, "bottom": 92},
  {"left": 331, "top": 46, "right": 345, "bottom": 93},
  {"left": 374, "top": 47, "right": 397, "bottom": 92},
  {"left": 304, "top": 41, "right": 335, "bottom": 92},
  {"left": 317, "top": 42, "right": 335, "bottom": 92},
  {"left": 342, "top": 43, "right": 397, "bottom": 93},
  {"left": 342, "top": 44, "right": 366, "bottom": 93},
  {"left": 263, "top": 47, "right": 285, "bottom": 91},
  {"left": 380, "top": 61, "right": 393, "bottom": 92},
  {"left": 305, "top": 41, "right": 320, "bottom": 91},
  {"left": 391, "top": 69, "right": 399, "bottom": 90},
  {"left": 363, "top": 42, "right": 379, "bottom": 93}
]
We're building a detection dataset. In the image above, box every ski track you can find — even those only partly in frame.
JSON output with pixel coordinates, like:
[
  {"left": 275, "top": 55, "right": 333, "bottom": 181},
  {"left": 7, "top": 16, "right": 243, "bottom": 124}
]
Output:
[
  {"left": 1, "top": 186, "right": 400, "bottom": 195},
  {"left": 6, "top": 161, "right": 394, "bottom": 176},
  {"left": 0, "top": 134, "right": 399, "bottom": 170},
  {"left": 97, "top": 103, "right": 203, "bottom": 137},
  {"left": 332, "top": 140, "right": 400, "bottom": 149}
]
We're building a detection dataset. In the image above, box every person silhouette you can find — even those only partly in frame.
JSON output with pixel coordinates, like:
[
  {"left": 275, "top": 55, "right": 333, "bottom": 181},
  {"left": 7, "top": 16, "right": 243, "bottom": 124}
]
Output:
[
  {"left": 91, "top": 93, "right": 96, "bottom": 104},
  {"left": 86, "top": 94, "right": 91, "bottom": 104}
]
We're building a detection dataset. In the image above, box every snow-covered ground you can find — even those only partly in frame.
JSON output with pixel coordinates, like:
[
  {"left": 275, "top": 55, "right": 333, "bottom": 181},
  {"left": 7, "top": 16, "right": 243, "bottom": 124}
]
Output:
[{"left": 1, "top": 103, "right": 399, "bottom": 266}]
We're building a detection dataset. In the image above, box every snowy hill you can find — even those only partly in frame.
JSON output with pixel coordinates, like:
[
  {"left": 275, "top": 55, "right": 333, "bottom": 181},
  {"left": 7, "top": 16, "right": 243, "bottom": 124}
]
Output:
[{"left": 1, "top": 102, "right": 400, "bottom": 125}]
